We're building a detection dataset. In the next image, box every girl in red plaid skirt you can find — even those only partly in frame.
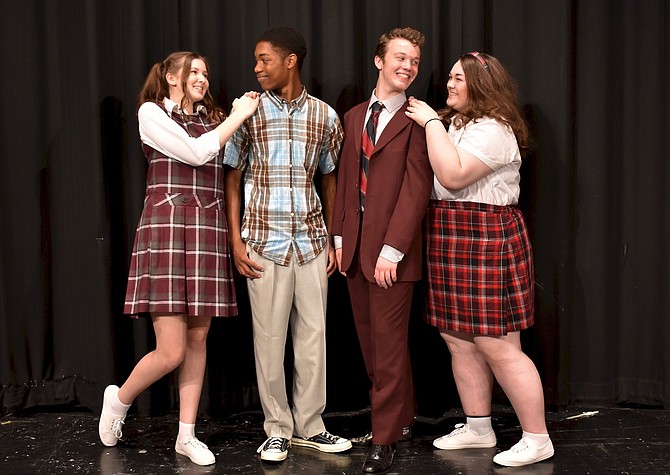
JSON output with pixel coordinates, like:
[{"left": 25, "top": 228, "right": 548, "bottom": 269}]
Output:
[
  {"left": 98, "top": 51, "right": 259, "bottom": 466},
  {"left": 406, "top": 53, "right": 553, "bottom": 467}
]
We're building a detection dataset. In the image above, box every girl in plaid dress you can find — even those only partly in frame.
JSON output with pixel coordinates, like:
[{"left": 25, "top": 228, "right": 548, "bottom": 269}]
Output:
[
  {"left": 406, "top": 53, "right": 553, "bottom": 467},
  {"left": 98, "top": 51, "right": 259, "bottom": 466}
]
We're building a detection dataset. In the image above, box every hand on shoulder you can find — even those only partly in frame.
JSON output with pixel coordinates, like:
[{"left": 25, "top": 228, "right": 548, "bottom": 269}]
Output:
[
  {"left": 231, "top": 91, "right": 261, "bottom": 119},
  {"left": 405, "top": 96, "right": 439, "bottom": 128}
]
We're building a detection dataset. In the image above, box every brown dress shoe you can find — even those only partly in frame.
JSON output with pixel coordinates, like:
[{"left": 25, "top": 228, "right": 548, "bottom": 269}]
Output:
[{"left": 362, "top": 443, "right": 396, "bottom": 473}]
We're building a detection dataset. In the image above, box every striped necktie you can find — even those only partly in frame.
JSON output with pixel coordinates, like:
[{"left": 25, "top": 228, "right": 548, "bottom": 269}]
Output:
[{"left": 360, "top": 101, "right": 383, "bottom": 209}]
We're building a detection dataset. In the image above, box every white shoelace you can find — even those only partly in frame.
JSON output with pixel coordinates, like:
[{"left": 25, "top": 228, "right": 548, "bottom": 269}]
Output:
[
  {"left": 508, "top": 439, "right": 529, "bottom": 453},
  {"left": 110, "top": 418, "right": 124, "bottom": 439},
  {"left": 261, "top": 437, "right": 286, "bottom": 452},
  {"left": 319, "top": 431, "right": 339, "bottom": 443},
  {"left": 183, "top": 438, "right": 209, "bottom": 450},
  {"left": 447, "top": 423, "right": 468, "bottom": 436}
]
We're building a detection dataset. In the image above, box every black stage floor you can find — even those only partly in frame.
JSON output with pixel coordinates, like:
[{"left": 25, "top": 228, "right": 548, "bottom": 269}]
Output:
[{"left": 1, "top": 404, "right": 669, "bottom": 474}]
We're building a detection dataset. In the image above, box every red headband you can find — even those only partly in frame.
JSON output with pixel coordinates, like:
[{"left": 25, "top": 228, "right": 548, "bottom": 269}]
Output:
[{"left": 468, "top": 51, "right": 489, "bottom": 70}]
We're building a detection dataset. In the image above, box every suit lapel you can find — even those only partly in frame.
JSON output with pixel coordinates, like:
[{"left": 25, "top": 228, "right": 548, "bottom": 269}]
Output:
[
  {"left": 372, "top": 100, "right": 410, "bottom": 155},
  {"left": 351, "top": 102, "right": 367, "bottom": 153}
]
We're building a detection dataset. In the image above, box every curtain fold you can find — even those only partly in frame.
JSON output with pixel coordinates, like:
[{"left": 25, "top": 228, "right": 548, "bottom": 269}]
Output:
[
  {"left": 571, "top": 0, "right": 670, "bottom": 406},
  {"left": 1, "top": 0, "right": 668, "bottom": 417}
]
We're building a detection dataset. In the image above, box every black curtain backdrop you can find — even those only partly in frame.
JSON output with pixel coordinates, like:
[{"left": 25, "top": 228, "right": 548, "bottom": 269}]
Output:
[{"left": 1, "top": 0, "right": 668, "bottom": 419}]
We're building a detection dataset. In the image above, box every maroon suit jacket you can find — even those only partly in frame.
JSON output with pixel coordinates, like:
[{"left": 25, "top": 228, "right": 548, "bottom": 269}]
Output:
[{"left": 332, "top": 99, "right": 433, "bottom": 282}]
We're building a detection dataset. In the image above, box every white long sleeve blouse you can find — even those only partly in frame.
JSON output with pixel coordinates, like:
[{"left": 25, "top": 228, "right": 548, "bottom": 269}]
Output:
[{"left": 137, "top": 98, "right": 221, "bottom": 166}]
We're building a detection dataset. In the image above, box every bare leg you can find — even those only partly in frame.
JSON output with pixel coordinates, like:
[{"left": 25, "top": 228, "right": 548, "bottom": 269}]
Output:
[
  {"left": 177, "top": 317, "right": 212, "bottom": 424},
  {"left": 117, "top": 314, "right": 187, "bottom": 405},
  {"left": 474, "top": 332, "right": 547, "bottom": 434},
  {"left": 440, "top": 331, "right": 494, "bottom": 416}
]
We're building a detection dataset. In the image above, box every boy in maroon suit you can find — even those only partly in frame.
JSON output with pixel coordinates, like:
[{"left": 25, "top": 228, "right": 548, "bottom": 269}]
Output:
[{"left": 332, "top": 27, "right": 432, "bottom": 474}]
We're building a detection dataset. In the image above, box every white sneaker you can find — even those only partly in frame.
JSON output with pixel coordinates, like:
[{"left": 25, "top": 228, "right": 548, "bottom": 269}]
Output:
[
  {"left": 433, "top": 423, "right": 497, "bottom": 450},
  {"left": 493, "top": 437, "right": 554, "bottom": 467},
  {"left": 175, "top": 437, "right": 216, "bottom": 466},
  {"left": 98, "top": 385, "right": 126, "bottom": 447},
  {"left": 256, "top": 437, "right": 290, "bottom": 462}
]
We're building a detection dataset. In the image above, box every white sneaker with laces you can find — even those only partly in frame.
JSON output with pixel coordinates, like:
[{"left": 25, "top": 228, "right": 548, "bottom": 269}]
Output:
[
  {"left": 493, "top": 437, "right": 554, "bottom": 467},
  {"left": 175, "top": 437, "right": 216, "bottom": 466},
  {"left": 433, "top": 423, "right": 497, "bottom": 450},
  {"left": 98, "top": 385, "right": 126, "bottom": 447}
]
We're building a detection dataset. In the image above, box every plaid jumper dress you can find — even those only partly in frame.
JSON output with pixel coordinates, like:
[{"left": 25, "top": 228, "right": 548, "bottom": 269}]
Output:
[{"left": 124, "top": 105, "right": 237, "bottom": 317}]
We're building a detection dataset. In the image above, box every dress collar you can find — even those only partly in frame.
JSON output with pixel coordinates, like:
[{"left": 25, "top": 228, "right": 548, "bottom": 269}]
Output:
[{"left": 162, "top": 97, "right": 207, "bottom": 116}]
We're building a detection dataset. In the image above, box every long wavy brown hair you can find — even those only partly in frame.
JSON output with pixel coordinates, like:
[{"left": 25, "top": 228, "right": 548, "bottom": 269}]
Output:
[
  {"left": 137, "top": 51, "right": 225, "bottom": 123},
  {"left": 439, "top": 53, "right": 529, "bottom": 152}
]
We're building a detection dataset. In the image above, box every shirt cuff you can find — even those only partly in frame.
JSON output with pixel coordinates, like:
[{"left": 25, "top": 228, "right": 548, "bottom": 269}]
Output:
[
  {"left": 380, "top": 244, "right": 404, "bottom": 263},
  {"left": 333, "top": 235, "right": 342, "bottom": 249}
]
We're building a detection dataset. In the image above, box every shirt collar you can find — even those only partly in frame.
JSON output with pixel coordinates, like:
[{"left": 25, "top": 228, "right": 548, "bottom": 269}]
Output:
[
  {"left": 265, "top": 86, "right": 308, "bottom": 111},
  {"left": 162, "top": 97, "right": 207, "bottom": 116},
  {"left": 370, "top": 89, "right": 407, "bottom": 114}
]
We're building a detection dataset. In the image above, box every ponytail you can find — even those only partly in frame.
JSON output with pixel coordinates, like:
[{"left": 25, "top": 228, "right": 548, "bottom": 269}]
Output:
[
  {"left": 136, "top": 52, "right": 225, "bottom": 123},
  {"left": 136, "top": 62, "right": 168, "bottom": 111}
]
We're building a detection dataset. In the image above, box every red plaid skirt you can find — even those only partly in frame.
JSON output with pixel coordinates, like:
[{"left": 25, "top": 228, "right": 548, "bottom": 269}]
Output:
[{"left": 424, "top": 200, "right": 534, "bottom": 335}]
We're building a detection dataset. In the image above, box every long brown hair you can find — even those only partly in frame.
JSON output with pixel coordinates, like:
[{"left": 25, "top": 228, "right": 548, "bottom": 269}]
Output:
[
  {"left": 137, "top": 51, "right": 225, "bottom": 123},
  {"left": 441, "top": 53, "right": 529, "bottom": 152}
]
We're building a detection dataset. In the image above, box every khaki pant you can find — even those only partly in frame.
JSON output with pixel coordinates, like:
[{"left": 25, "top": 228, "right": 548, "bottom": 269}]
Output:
[{"left": 246, "top": 247, "right": 328, "bottom": 439}]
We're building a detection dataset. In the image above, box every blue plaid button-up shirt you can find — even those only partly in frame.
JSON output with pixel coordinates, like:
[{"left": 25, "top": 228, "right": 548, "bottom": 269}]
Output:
[{"left": 224, "top": 87, "right": 343, "bottom": 266}]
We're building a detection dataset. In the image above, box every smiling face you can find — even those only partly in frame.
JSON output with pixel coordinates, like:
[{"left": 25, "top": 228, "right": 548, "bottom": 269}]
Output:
[
  {"left": 446, "top": 60, "right": 468, "bottom": 112},
  {"left": 167, "top": 57, "right": 209, "bottom": 113},
  {"left": 374, "top": 38, "right": 421, "bottom": 99},
  {"left": 184, "top": 58, "right": 209, "bottom": 104},
  {"left": 253, "top": 41, "right": 292, "bottom": 92}
]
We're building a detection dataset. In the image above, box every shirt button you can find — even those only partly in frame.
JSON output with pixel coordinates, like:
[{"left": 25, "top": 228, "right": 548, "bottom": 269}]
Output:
[
  {"left": 290, "top": 212, "right": 295, "bottom": 217},
  {"left": 181, "top": 197, "right": 189, "bottom": 203}
]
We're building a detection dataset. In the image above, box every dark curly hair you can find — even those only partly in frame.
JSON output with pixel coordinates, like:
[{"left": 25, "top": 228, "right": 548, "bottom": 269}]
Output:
[{"left": 257, "top": 26, "right": 307, "bottom": 71}]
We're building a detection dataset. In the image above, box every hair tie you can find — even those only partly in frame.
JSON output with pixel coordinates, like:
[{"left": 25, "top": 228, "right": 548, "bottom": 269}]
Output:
[{"left": 424, "top": 117, "right": 441, "bottom": 127}]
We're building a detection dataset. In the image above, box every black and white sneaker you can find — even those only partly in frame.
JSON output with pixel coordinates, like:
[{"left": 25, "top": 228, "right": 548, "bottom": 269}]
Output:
[
  {"left": 291, "top": 431, "right": 352, "bottom": 453},
  {"left": 257, "top": 437, "right": 290, "bottom": 462}
]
